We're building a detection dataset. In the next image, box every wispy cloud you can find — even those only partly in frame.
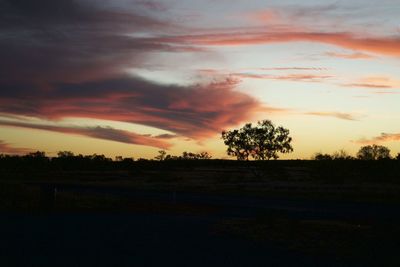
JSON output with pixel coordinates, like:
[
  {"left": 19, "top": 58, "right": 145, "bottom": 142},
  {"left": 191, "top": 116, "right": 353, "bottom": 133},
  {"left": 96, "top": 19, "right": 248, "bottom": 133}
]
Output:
[
  {"left": 354, "top": 133, "right": 400, "bottom": 144},
  {"left": 305, "top": 111, "right": 359, "bottom": 121},
  {"left": 245, "top": 9, "right": 282, "bottom": 24},
  {"left": 344, "top": 83, "right": 393, "bottom": 89},
  {"left": 199, "top": 69, "right": 333, "bottom": 83},
  {"left": 135, "top": 0, "right": 168, "bottom": 11},
  {"left": 260, "top": 67, "right": 328, "bottom": 71},
  {"left": 342, "top": 76, "right": 400, "bottom": 89},
  {"left": 0, "top": 120, "right": 172, "bottom": 149},
  {"left": 0, "top": 140, "right": 32, "bottom": 155},
  {"left": 155, "top": 31, "right": 400, "bottom": 57},
  {"left": 234, "top": 73, "right": 332, "bottom": 82},
  {"left": 325, "top": 51, "right": 373, "bottom": 59}
]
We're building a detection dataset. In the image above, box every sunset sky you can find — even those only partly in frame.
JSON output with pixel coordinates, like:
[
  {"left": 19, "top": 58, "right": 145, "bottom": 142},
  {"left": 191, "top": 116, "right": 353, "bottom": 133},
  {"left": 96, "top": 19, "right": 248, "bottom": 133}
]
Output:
[{"left": 1, "top": 0, "right": 399, "bottom": 159}]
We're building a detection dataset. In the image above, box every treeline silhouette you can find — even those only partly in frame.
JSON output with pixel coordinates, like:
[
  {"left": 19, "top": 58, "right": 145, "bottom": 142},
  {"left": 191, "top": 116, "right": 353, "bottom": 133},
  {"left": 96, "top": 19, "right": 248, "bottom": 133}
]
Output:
[
  {"left": 0, "top": 150, "right": 216, "bottom": 173},
  {"left": 314, "top": 145, "right": 398, "bottom": 161},
  {"left": 1, "top": 148, "right": 400, "bottom": 183}
]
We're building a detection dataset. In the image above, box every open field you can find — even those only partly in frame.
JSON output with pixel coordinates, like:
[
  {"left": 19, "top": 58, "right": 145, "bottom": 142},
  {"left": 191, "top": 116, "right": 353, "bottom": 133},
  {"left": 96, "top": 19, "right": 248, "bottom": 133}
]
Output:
[{"left": 1, "top": 160, "right": 400, "bottom": 266}]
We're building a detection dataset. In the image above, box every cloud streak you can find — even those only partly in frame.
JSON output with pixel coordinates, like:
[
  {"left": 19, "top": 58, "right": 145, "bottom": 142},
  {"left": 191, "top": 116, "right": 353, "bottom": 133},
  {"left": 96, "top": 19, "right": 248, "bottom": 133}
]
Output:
[
  {"left": 0, "top": 120, "right": 172, "bottom": 149},
  {"left": 325, "top": 51, "right": 373, "bottom": 59},
  {"left": 155, "top": 31, "right": 400, "bottom": 57},
  {"left": 0, "top": 76, "right": 271, "bottom": 139},
  {"left": 234, "top": 73, "right": 332, "bottom": 82},
  {"left": 342, "top": 76, "right": 400, "bottom": 89},
  {"left": 305, "top": 111, "right": 359, "bottom": 121},
  {"left": 344, "top": 83, "right": 393, "bottom": 89},
  {"left": 354, "top": 133, "right": 400, "bottom": 144},
  {"left": 0, "top": 140, "right": 33, "bottom": 155}
]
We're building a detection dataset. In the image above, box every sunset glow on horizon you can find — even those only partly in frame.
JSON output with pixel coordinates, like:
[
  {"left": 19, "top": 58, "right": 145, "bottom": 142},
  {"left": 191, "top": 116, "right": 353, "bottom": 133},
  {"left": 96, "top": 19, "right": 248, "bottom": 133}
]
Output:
[{"left": 1, "top": 0, "right": 399, "bottom": 159}]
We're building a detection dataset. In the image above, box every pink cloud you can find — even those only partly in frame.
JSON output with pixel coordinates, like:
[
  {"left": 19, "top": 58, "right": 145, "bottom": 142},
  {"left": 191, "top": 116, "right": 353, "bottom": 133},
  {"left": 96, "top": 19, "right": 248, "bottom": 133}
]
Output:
[
  {"left": 0, "top": 77, "right": 277, "bottom": 139},
  {"left": 246, "top": 10, "right": 282, "bottom": 23}
]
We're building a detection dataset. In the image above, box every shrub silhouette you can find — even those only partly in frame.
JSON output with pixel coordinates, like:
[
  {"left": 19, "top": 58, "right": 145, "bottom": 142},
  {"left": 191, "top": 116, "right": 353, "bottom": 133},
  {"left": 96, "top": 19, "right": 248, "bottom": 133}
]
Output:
[{"left": 313, "top": 153, "right": 333, "bottom": 160}]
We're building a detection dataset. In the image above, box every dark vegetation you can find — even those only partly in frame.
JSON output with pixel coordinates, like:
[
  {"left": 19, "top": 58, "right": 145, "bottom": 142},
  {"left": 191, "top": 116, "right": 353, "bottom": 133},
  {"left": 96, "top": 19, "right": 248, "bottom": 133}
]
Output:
[
  {"left": 1, "top": 120, "right": 400, "bottom": 266},
  {"left": 1, "top": 149, "right": 399, "bottom": 180},
  {"left": 1, "top": 150, "right": 400, "bottom": 266},
  {"left": 314, "top": 145, "right": 394, "bottom": 161}
]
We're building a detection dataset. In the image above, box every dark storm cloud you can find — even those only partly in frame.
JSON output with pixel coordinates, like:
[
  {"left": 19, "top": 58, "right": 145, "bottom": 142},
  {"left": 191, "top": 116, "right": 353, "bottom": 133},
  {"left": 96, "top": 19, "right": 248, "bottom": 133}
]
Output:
[
  {"left": 0, "top": 0, "right": 180, "bottom": 85},
  {"left": 0, "top": 0, "right": 272, "bottom": 141}
]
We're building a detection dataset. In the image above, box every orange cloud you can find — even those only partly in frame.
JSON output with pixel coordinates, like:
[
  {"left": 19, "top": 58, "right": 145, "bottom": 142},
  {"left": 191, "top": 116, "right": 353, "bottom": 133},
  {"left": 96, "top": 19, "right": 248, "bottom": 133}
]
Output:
[
  {"left": 345, "top": 83, "right": 392, "bottom": 89},
  {"left": 273, "top": 74, "right": 332, "bottom": 82},
  {"left": 156, "top": 31, "right": 400, "bottom": 57},
  {"left": 0, "top": 140, "right": 33, "bottom": 155},
  {"left": 343, "top": 76, "right": 400, "bottom": 89},
  {"left": 354, "top": 133, "right": 400, "bottom": 144},
  {"left": 234, "top": 73, "right": 332, "bottom": 82},
  {"left": 0, "top": 121, "right": 172, "bottom": 149},
  {"left": 325, "top": 51, "right": 373, "bottom": 59}
]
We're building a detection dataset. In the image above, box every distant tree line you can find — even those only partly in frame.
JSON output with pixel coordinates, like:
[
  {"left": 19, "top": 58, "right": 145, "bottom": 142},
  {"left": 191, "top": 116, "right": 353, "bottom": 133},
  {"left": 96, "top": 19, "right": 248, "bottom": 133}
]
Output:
[
  {"left": 221, "top": 120, "right": 400, "bottom": 161},
  {"left": 313, "top": 144, "right": 398, "bottom": 161},
  {"left": 1, "top": 119, "right": 399, "bottom": 166},
  {"left": 0, "top": 149, "right": 215, "bottom": 172},
  {"left": 155, "top": 150, "right": 212, "bottom": 161}
]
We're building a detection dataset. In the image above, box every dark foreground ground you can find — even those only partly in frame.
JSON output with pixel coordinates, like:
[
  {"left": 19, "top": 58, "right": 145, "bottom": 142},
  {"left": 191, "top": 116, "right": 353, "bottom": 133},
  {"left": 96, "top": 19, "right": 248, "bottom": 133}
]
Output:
[{"left": 1, "top": 160, "right": 400, "bottom": 266}]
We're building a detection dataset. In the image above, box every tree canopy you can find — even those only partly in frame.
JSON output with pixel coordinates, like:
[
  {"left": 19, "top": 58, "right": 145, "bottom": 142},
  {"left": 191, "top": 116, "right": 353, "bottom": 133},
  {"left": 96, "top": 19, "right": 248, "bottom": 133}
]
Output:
[
  {"left": 221, "top": 120, "right": 293, "bottom": 160},
  {"left": 356, "top": 144, "right": 391, "bottom": 160}
]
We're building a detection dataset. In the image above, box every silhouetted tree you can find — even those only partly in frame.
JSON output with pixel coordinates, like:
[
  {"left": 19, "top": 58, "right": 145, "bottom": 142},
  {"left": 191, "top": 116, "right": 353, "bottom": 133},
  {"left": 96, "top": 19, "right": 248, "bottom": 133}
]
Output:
[
  {"left": 397, "top": 153, "right": 400, "bottom": 160},
  {"left": 155, "top": 150, "right": 167, "bottom": 161},
  {"left": 222, "top": 120, "right": 293, "bottom": 160},
  {"left": 221, "top": 126, "right": 252, "bottom": 161},
  {"left": 357, "top": 144, "right": 391, "bottom": 160}
]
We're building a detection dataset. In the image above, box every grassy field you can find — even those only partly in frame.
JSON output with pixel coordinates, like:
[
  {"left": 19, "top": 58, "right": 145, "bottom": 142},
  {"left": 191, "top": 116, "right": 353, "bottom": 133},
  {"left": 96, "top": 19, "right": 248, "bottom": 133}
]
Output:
[
  {"left": 2, "top": 159, "right": 400, "bottom": 211},
  {"left": 1, "top": 160, "right": 400, "bottom": 266}
]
